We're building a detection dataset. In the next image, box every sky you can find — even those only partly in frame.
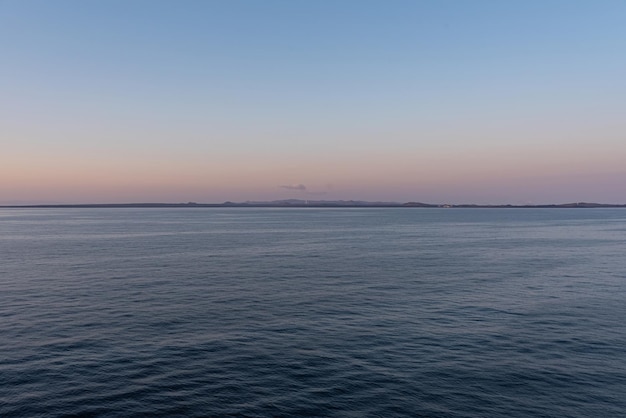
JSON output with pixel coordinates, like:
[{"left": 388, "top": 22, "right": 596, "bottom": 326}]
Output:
[{"left": 2, "top": 0, "right": 625, "bottom": 204}]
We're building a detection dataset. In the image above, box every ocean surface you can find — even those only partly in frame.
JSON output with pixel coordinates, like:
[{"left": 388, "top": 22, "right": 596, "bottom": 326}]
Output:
[{"left": 1, "top": 208, "right": 625, "bottom": 417}]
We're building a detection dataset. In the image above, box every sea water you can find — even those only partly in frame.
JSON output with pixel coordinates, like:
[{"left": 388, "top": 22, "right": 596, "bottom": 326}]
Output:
[{"left": 1, "top": 208, "right": 625, "bottom": 417}]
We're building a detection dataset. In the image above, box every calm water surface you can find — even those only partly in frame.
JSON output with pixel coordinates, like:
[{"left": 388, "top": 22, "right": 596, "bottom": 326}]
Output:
[{"left": 1, "top": 208, "right": 625, "bottom": 417}]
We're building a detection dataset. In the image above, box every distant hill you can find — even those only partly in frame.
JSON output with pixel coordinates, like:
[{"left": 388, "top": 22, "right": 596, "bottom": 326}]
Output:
[
  {"left": 226, "top": 199, "right": 402, "bottom": 207},
  {"left": 402, "top": 202, "right": 438, "bottom": 207}
]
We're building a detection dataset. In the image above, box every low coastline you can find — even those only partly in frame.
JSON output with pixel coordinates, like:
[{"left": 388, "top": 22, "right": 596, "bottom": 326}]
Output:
[{"left": 2, "top": 201, "right": 625, "bottom": 209}]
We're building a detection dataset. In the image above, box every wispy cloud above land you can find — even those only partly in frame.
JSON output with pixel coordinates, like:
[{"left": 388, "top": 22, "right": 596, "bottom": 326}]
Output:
[
  {"left": 278, "top": 184, "right": 327, "bottom": 196},
  {"left": 280, "top": 184, "right": 307, "bottom": 191}
]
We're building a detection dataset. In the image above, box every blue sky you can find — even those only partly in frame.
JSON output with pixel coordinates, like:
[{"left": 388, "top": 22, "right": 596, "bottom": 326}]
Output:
[{"left": 2, "top": 1, "right": 625, "bottom": 203}]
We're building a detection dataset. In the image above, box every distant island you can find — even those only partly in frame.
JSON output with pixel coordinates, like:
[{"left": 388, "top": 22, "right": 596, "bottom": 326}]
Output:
[{"left": 2, "top": 200, "right": 626, "bottom": 208}]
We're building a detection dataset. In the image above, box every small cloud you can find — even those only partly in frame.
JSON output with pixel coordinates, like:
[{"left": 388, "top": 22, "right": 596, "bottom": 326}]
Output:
[{"left": 280, "top": 184, "right": 307, "bottom": 191}]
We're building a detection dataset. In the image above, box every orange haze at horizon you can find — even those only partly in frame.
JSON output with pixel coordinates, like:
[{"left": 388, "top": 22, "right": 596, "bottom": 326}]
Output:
[{"left": 3, "top": 140, "right": 625, "bottom": 205}]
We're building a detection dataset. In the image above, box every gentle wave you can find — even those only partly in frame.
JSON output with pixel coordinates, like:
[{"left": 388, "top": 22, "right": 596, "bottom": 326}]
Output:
[{"left": 1, "top": 208, "right": 625, "bottom": 417}]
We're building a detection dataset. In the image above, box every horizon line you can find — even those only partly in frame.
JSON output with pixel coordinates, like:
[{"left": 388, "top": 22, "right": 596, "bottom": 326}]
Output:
[{"left": 2, "top": 200, "right": 626, "bottom": 209}]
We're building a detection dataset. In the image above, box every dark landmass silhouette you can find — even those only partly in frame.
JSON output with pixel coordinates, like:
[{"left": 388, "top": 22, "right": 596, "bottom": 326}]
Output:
[{"left": 2, "top": 200, "right": 625, "bottom": 208}]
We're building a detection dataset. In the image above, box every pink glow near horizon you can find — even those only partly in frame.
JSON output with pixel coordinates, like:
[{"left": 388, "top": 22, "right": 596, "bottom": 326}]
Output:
[{"left": 2, "top": 141, "right": 624, "bottom": 204}]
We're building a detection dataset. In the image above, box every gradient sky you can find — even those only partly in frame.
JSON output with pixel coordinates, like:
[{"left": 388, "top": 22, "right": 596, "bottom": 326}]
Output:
[{"left": 2, "top": 0, "right": 625, "bottom": 204}]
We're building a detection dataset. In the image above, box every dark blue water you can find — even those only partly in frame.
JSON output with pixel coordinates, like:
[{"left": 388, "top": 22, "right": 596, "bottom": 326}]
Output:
[{"left": 1, "top": 208, "right": 625, "bottom": 417}]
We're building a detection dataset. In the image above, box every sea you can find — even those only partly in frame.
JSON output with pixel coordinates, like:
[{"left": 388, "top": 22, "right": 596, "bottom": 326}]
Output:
[{"left": 1, "top": 208, "right": 625, "bottom": 417}]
